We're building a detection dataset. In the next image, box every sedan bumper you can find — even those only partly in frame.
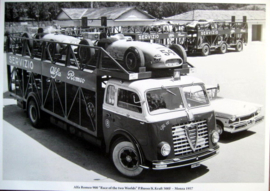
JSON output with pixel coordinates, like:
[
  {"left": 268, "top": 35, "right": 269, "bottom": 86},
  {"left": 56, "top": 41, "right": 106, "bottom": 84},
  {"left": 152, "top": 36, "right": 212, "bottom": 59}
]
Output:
[{"left": 224, "top": 115, "right": 264, "bottom": 133}]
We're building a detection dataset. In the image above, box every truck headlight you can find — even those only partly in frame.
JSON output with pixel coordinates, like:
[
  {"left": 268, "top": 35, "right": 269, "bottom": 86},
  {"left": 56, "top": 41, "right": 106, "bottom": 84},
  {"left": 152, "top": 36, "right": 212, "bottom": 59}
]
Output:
[
  {"left": 211, "top": 130, "right": 220, "bottom": 144},
  {"left": 158, "top": 142, "right": 171, "bottom": 157}
]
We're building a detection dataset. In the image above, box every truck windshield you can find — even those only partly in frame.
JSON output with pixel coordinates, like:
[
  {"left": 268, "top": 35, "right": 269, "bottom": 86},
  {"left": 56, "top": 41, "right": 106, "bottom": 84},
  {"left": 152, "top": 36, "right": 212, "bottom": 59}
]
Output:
[
  {"left": 146, "top": 84, "right": 209, "bottom": 114},
  {"left": 182, "top": 84, "right": 209, "bottom": 107},
  {"left": 146, "top": 87, "right": 184, "bottom": 114}
]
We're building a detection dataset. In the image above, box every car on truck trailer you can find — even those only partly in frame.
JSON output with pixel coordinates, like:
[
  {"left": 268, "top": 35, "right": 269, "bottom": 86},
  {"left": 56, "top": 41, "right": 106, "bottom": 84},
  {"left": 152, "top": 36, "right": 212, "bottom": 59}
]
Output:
[
  {"left": 185, "top": 16, "right": 248, "bottom": 56},
  {"left": 5, "top": 34, "right": 219, "bottom": 177}
]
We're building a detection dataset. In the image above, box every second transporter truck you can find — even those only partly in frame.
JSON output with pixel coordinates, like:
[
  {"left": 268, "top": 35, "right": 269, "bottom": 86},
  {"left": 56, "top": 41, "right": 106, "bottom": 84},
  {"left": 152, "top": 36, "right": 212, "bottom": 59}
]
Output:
[{"left": 6, "top": 32, "right": 219, "bottom": 177}]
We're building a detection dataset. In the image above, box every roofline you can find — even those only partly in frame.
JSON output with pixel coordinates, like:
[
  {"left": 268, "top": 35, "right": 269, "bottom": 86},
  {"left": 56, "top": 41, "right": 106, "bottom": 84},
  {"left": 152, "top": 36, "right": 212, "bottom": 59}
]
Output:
[
  {"left": 115, "top": 19, "right": 157, "bottom": 22},
  {"left": 164, "top": 9, "right": 266, "bottom": 20}
]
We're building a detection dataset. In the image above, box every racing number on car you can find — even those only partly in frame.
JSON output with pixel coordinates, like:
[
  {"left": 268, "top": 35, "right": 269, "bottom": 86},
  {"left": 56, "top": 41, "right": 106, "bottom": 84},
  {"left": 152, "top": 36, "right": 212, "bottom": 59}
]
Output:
[{"left": 160, "top": 50, "right": 176, "bottom": 56}]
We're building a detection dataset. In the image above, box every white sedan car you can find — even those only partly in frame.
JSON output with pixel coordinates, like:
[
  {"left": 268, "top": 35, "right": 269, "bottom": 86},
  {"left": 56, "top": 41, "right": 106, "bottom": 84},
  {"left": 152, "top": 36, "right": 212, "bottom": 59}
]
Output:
[{"left": 205, "top": 85, "right": 264, "bottom": 135}]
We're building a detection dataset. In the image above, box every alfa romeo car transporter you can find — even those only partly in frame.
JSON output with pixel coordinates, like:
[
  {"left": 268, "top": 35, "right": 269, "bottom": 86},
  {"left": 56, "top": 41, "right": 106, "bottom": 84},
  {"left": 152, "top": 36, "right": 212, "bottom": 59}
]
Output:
[{"left": 5, "top": 31, "right": 220, "bottom": 177}]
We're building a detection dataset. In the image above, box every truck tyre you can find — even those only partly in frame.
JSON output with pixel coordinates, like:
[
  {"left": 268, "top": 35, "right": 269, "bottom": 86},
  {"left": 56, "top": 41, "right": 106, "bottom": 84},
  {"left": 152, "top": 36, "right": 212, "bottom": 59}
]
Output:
[
  {"left": 111, "top": 139, "right": 144, "bottom": 177},
  {"left": 169, "top": 44, "right": 187, "bottom": 63},
  {"left": 201, "top": 45, "right": 210, "bottom": 56},
  {"left": 124, "top": 47, "right": 145, "bottom": 72},
  {"left": 219, "top": 43, "right": 227, "bottom": 54},
  {"left": 28, "top": 99, "right": 42, "bottom": 128},
  {"left": 235, "top": 41, "right": 243, "bottom": 52},
  {"left": 78, "top": 39, "right": 95, "bottom": 65}
]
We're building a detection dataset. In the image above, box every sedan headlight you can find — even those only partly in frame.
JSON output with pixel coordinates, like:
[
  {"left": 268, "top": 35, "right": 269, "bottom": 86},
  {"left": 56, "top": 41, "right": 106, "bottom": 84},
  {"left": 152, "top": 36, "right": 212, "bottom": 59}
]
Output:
[
  {"left": 230, "top": 115, "right": 236, "bottom": 122},
  {"left": 158, "top": 142, "right": 171, "bottom": 157},
  {"left": 256, "top": 107, "right": 261, "bottom": 114},
  {"left": 211, "top": 130, "right": 220, "bottom": 144}
]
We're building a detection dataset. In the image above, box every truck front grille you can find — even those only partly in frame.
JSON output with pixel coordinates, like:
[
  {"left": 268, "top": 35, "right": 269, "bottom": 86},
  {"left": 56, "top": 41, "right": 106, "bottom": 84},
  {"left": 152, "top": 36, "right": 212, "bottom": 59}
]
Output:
[{"left": 172, "top": 120, "right": 209, "bottom": 156}]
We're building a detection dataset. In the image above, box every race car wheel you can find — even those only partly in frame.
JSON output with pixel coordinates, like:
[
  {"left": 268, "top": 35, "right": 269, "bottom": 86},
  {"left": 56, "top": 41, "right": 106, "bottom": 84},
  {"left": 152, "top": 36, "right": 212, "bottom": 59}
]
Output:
[
  {"left": 235, "top": 41, "right": 243, "bottom": 52},
  {"left": 111, "top": 139, "right": 144, "bottom": 177},
  {"left": 219, "top": 43, "right": 227, "bottom": 54},
  {"left": 169, "top": 44, "right": 187, "bottom": 63},
  {"left": 124, "top": 47, "right": 145, "bottom": 72},
  {"left": 47, "top": 40, "right": 61, "bottom": 62},
  {"left": 78, "top": 39, "right": 95, "bottom": 64},
  {"left": 21, "top": 33, "right": 33, "bottom": 49},
  {"left": 201, "top": 45, "right": 210, "bottom": 56}
]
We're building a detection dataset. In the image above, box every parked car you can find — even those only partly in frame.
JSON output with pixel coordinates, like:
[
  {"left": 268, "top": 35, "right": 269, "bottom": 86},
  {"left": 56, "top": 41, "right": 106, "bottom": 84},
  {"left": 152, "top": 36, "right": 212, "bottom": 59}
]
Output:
[{"left": 204, "top": 85, "right": 264, "bottom": 135}]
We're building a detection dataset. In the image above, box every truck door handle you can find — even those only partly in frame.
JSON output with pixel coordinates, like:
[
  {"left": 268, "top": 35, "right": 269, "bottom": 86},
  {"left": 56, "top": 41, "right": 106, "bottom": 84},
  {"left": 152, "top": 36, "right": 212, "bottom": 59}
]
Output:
[{"left": 106, "top": 113, "right": 111, "bottom": 118}]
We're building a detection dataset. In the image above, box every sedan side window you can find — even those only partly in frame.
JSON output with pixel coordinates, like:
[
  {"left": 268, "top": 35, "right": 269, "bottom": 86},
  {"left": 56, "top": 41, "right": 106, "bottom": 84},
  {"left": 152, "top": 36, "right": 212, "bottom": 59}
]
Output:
[{"left": 117, "top": 89, "right": 142, "bottom": 113}]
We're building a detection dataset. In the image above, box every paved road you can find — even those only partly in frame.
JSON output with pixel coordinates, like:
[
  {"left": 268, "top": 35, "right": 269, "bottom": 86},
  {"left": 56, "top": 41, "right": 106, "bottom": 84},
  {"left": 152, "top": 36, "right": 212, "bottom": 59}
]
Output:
[{"left": 1, "top": 42, "right": 268, "bottom": 190}]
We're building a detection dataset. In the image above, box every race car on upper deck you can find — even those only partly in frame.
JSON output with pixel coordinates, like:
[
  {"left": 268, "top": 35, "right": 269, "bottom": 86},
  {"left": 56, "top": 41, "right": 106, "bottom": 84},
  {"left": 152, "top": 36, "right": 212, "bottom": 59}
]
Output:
[
  {"left": 78, "top": 33, "right": 187, "bottom": 72},
  {"left": 20, "top": 28, "right": 187, "bottom": 72}
]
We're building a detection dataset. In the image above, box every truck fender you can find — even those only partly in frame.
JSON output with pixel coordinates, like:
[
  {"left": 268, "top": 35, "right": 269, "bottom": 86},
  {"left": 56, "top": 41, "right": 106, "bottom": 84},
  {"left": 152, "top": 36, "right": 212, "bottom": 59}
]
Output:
[
  {"left": 26, "top": 92, "right": 41, "bottom": 118},
  {"left": 107, "top": 130, "right": 145, "bottom": 165}
]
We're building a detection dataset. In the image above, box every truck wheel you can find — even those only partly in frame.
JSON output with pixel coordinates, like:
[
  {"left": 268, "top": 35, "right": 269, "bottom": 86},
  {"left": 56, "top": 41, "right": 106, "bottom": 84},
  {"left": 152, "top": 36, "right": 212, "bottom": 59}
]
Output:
[
  {"left": 219, "top": 43, "right": 227, "bottom": 54},
  {"left": 201, "top": 45, "right": 210, "bottom": 56},
  {"left": 28, "top": 99, "right": 42, "bottom": 128},
  {"left": 124, "top": 47, "right": 145, "bottom": 72},
  {"left": 236, "top": 41, "right": 243, "bottom": 52},
  {"left": 78, "top": 39, "right": 95, "bottom": 64},
  {"left": 111, "top": 140, "right": 144, "bottom": 177},
  {"left": 169, "top": 44, "right": 187, "bottom": 63}
]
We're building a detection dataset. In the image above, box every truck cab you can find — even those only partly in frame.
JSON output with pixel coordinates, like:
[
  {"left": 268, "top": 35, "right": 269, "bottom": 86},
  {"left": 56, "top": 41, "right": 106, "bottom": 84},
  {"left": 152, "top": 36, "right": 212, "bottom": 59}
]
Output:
[{"left": 103, "top": 74, "right": 219, "bottom": 177}]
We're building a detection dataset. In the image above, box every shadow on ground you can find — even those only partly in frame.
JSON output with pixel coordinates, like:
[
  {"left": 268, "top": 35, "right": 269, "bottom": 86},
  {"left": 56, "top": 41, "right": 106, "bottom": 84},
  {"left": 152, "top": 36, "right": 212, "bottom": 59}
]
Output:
[{"left": 219, "top": 131, "right": 256, "bottom": 144}]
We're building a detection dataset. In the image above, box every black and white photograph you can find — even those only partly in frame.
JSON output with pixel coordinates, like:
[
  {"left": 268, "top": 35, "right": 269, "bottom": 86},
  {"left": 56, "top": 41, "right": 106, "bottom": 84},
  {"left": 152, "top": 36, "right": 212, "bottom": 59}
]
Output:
[{"left": 0, "top": 0, "right": 269, "bottom": 190}]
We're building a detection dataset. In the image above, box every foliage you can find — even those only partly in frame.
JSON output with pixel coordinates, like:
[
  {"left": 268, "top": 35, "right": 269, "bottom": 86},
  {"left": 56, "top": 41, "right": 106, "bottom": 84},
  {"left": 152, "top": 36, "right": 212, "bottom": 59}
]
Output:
[{"left": 4, "top": 1, "right": 265, "bottom": 22}]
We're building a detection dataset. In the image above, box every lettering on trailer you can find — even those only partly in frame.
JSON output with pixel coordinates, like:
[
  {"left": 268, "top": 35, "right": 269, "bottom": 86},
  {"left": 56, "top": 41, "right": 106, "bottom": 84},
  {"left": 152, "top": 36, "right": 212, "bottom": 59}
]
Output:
[
  {"left": 200, "top": 30, "right": 219, "bottom": 36},
  {"left": 7, "top": 54, "right": 42, "bottom": 73},
  {"left": 50, "top": 66, "right": 62, "bottom": 78},
  {"left": 9, "top": 55, "right": 34, "bottom": 70},
  {"left": 138, "top": 34, "right": 160, "bottom": 40},
  {"left": 168, "top": 33, "right": 175, "bottom": 38},
  {"left": 67, "top": 70, "right": 86, "bottom": 84},
  {"left": 42, "top": 62, "right": 96, "bottom": 91},
  {"left": 177, "top": 33, "right": 186, "bottom": 37}
]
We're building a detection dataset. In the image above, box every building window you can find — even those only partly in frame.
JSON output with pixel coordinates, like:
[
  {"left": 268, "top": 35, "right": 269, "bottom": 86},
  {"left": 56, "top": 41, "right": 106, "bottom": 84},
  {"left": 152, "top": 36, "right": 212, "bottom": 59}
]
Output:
[{"left": 252, "top": 25, "right": 262, "bottom": 41}]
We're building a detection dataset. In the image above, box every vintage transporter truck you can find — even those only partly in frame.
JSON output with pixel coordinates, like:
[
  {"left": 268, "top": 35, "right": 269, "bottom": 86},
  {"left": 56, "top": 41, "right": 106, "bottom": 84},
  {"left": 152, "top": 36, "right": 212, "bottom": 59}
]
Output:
[{"left": 5, "top": 33, "right": 219, "bottom": 177}]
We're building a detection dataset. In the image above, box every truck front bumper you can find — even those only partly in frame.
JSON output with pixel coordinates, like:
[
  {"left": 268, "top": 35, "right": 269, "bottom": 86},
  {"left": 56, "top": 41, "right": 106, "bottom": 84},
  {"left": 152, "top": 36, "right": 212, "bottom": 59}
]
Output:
[
  {"left": 141, "top": 147, "right": 219, "bottom": 170},
  {"left": 224, "top": 115, "right": 264, "bottom": 133}
]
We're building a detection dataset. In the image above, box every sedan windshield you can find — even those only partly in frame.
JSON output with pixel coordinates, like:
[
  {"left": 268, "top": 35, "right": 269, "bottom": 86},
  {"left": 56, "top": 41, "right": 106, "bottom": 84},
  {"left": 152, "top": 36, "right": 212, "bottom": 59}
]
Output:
[{"left": 146, "top": 84, "right": 209, "bottom": 114}]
